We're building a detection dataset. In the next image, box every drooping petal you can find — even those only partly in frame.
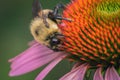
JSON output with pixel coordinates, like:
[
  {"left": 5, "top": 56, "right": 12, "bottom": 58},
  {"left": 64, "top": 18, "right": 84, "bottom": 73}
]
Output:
[
  {"left": 93, "top": 68, "right": 103, "bottom": 80},
  {"left": 9, "top": 43, "right": 52, "bottom": 69},
  {"left": 9, "top": 42, "right": 42, "bottom": 62},
  {"left": 9, "top": 42, "right": 66, "bottom": 76},
  {"left": 59, "top": 64, "right": 89, "bottom": 80},
  {"left": 35, "top": 54, "right": 67, "bottom": 80},
  {"left": 105, "top": 66, "right": 120, "bottom": 80}
]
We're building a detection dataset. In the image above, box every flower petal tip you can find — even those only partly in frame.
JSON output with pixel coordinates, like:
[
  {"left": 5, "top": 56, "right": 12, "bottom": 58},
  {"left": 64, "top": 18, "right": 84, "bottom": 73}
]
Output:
[{"left": 9, "top": 71, "right": 16, "bottom": 77}]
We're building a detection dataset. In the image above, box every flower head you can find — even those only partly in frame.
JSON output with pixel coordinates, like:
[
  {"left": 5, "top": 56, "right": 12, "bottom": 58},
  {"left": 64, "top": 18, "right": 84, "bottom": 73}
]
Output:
[{"left": 58, "top": 0, "right": 120, "bottom": 79}]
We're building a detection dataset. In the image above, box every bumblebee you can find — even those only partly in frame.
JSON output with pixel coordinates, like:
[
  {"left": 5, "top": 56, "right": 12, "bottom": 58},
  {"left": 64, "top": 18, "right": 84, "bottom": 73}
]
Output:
[{"left": 30, "top": 0, "right": 71, "bottom": 50}]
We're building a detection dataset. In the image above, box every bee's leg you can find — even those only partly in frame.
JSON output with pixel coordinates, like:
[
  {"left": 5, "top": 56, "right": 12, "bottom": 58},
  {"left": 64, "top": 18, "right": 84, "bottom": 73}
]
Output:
[
  {"left": 54, "top": 3, "right": 72, "bottom": 22},
  {"left": 54, "top": 33, "right": 64, "bottom": 39},
  {"left": 48, "top": 3, "right": 72, "bottom": 22},
  {"left": 52, "top": 3, "right": 65, "bottom": 15}
]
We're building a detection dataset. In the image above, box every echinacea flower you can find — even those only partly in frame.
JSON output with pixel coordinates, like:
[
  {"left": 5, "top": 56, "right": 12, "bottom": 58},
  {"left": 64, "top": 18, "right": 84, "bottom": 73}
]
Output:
[
  {"left": 59, "top": 0, "right": 120, "bottom": 80},
  {"left": 9, "top": 0, "right": 120, "bottom": 80}
]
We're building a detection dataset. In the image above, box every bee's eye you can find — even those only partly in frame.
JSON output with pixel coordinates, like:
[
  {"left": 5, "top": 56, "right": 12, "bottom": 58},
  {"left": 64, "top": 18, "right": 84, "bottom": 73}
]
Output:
[{"left": 51, "top": 37, "right": 60, "bottom": 45}]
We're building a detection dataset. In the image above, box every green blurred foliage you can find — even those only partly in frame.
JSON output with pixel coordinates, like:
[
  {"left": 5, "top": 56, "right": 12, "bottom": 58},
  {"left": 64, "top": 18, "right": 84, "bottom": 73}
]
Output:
[{"left": 0, "top": 0, "right": 72, "bottom": 80}]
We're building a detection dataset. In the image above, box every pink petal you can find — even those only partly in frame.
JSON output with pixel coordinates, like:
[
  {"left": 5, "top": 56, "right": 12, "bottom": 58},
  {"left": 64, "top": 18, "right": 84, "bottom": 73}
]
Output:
[
  {"left": 9, "top": 42, "right": 41, "bottom": 62},
  {"left": 105, "top": 66, "right": 120, "bottom": 80},
  {"left": 9, "top": 42, "right": 66, "bottom": 76},
  {"left": 9, "top": 43, "right": 52, "bottom": 69},
  {"left": 9, "top": 52, "right": 63, "bottom": 76},
  {"left": 71, "top": 63, "right": 81, "bottom": 70},
  {"left": 59, "top": 63, "right": 88, "bottom": 80},
  {"left": 93, "top": 68, "right": 103, "bottom": 80},
  {"left": 35, "top": 54, "right": 67, "bottom": 80}
]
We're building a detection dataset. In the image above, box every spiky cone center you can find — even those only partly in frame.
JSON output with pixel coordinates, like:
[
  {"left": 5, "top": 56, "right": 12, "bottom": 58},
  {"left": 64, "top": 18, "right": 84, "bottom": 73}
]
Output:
[{"left": 59, "top": 0, "right": 120, "bottom": 69}]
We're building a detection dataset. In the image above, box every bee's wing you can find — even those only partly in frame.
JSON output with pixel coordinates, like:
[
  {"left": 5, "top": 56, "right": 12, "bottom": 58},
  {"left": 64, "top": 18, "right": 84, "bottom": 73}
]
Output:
[
  {"left": 32, "top": 0, "right": 49, "bottom": 27},
  {"left": 32, "top": 0, "right": 43, "bottom": 18}
]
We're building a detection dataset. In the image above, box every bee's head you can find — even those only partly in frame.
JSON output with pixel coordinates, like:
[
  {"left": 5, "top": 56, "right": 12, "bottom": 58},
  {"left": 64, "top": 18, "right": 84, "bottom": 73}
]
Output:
[{"left": 45, "top": 32, "right": 63, "bottom": 51}]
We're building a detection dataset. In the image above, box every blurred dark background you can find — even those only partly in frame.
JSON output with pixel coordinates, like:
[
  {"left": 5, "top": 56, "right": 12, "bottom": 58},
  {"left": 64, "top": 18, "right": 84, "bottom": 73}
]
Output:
[{"left": 0, "top": 0, "right": 72, "bottom": 80}]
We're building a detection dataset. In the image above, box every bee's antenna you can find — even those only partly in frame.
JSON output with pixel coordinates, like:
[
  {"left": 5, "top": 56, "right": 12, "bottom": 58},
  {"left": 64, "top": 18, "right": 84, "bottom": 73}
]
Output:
[{"left": 42, "top": 14, "right": 50, "bottom": 28}]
